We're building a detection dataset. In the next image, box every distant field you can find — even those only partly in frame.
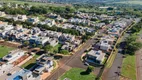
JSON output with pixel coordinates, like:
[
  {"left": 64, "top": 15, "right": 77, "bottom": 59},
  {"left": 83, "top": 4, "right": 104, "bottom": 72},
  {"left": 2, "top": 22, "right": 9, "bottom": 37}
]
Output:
[
  {"left": 115, "top": 1, "right": 142, "bottom": 5},
  {"left": 0, "top": 0, "right": 67, "bottom": 7}
]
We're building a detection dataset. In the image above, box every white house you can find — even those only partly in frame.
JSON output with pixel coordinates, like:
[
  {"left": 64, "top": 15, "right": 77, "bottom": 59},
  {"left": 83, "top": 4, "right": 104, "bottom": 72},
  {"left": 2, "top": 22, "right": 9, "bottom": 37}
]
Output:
[
  {"left": 7, "top": 68, "right": 41, "bottom": 80},
  {"left": 29, "top": 36, "right": 49, "bottom": 46},
  {"left": 47, "top": 38, "right": 58, "bottom": 47},
  {"left": 33, "top": 55, "right": 53, "bottom": 75},
  {"left": 3, "top": 49, "right": 25, "bottom": 63},
  {"left": 99, "top": 39, "right": 112, "bottom": 51},
  {"left": 0, "top": 11, "right": 6, "bottom": 17},
  {"left": 40, "top": 19, "right": 56, "bottom": 27},
  {"left": 0, "top": 63, "right": 14, "bottom": 76},
  {"left": 13, "top": 15, "right": 27, "bottom": 21},
  {"left": 86, "top": 50, "right": 105, "bottom": 64},
  {"left": 37, "top": 37, "right": 50, "bottom": 46}
]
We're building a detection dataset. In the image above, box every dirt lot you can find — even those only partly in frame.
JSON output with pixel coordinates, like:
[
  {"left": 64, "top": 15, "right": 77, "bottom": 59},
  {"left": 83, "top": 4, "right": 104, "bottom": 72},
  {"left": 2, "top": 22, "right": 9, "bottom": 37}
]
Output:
[
  {"left": 0, "top": 40, "right": 41, "bottom": 53},
  {"left": 0, "top": 40, "right": 21, "bottom": 48},
  {"left": 12, "top": 55, "right": 29, "bottom": 66}
]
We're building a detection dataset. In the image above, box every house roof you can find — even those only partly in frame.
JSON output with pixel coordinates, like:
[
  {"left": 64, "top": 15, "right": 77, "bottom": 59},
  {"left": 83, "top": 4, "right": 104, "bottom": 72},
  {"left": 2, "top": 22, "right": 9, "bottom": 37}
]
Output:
[{"left": 88, "top": 50, "right": 105, "bottom": 61}]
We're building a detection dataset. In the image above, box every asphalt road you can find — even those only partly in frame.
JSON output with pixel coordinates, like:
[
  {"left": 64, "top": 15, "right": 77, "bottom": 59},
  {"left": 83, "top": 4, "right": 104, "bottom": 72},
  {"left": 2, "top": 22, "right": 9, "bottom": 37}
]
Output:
[
  {"left": 46, "top": 36, "right": 97, "bottom": 80},
  {"left": 106, "top": 33, "right": 129, "bottom": 80}
]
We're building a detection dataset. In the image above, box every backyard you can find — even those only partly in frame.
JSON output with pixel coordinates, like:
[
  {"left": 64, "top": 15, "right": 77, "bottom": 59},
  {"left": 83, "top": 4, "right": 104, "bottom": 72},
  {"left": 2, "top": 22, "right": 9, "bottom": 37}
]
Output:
[
  {"left": 60, "top": 68, "right": 96, "bottom": 80},
  {"left": 50, "top": 44, "right": 62, "bottom": 53},
  {"left": 0, "top": 45, "right": 14, "bottom": 58},
  {"left": 21, "top": 54, "right": 40, "bottom": 69},
  {"left": 121, "top": 55, "right": 136, "bottom": 80}
]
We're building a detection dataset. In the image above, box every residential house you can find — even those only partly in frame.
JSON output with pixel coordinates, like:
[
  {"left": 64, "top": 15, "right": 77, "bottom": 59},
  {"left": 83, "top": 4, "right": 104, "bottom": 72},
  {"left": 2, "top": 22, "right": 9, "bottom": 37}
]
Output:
[
  {"left": 99, "top": 39, "right": 112, "bottom": 52},
  {"left": 33, "top": 55, "right": 53, "bottom": 75},
  {"left": 0, "top": 63, "right": 13, "bottom": 76},
  {"left": 95, "top": 23, "right": 105, "bottom": 29},
  {"left": 37, "top": 37, "right": 50, "bottom": 46},
  {"left": 0, "top": 21, "right": 8, "bottom": 28},
  {"left": 46, "top": 30, "right": 62, "bottom": 38},
  {"left": 48, "top": 13, "right": 59, "bottom": 19},
  {"left": 2, "top": 49, "right": 25, "bottom": 63},
  {"left": 59, "top": 34, "right": 75, "bottom": 42},
  {"left": 0, "top": 23, "right": 14, "bottom": 31},
  {"left": 0, "top": 11, "right": 6, "bottom": 17},
  {"left": 27, "top": 17, "right": 39, "bottom": 24},
  {"left": 71, "top": 39, "right": 81, "bottom": 46},
  {"left": 29, "top": 36, "right": 49, "bottom": 46},
  {"left": 107, "top": 27, "right": 121, "bottom": 37},
  {"left": 40, "top": 19, "right": 56, "bottom": 27},
  {"left": 68, "top": 18, "right": 91, "bottom": 25},
  {"left": 100, "top": 35, "right": 115, "bottom": 45},
  {"left": 47, "top": 38, "right": 58, "bottom": 47},
  {"left": 13, "top": 15, "right": 27, "bottom": 21},
  {"left": 0, "top": 65, "right": 21, "bottom": 80},
  {"left": 86, "top": 50, "right": 105, "bottom": 64},
  {"left": 30, "top": 27, "right": 41, "bottom": 36},
  {"left": 7, "top": 68, "right": 41, "bottom": 80},
  {"left": 61, "top": 42, "right": 75, "bottom": 51}
]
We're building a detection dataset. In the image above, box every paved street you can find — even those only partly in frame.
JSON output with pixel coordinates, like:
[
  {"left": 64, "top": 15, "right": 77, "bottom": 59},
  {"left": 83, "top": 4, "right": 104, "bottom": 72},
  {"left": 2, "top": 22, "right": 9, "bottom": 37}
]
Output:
[
  {"left": 46, "top": 36, "right": 98, "bottom": 80},
  {"left": 106, "top": 33, "right": 129, "bottom": 80},
  {"left": 106, "top": 52, "right": 123, "bottom": 80}
]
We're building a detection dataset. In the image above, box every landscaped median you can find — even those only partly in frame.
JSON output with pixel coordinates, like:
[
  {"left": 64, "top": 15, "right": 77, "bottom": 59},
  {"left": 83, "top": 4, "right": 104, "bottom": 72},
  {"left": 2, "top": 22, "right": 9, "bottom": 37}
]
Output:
[
  {"left": 59, "top": 68, "right": 96, "bottom": 80},
  {"left": 121, "top": 55, "right": 136, "bottom": 80}
]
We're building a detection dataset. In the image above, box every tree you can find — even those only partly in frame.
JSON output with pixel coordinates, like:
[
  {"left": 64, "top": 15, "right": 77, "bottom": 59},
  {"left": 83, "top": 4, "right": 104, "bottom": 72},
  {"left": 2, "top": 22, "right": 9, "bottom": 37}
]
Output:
[
  {"left": 126, "top": 42, "right": 142, "bottom": 55},
  {"left": 125, "top": 34, "right": 142, "bottom": 55},
  {"left": 23, "top": 41, "right": 29, "bottom": 46},
  {"left": 32, "top": 43, "right": 37, "bottom": 48},
  {"left": 86, "top": 66, "right": 94, "bottom": 74},
  {"left": 60, "top": 50, "right": 69, "bottom": 55},
  {"left": 38, "top": 45, "right": 43, "bottom": 49},
  {"left": 44, "top": 45, "right": 53, "bottom": 53},
  {"left": 53, "top": 49, "right": 58, "bottom": 54}
]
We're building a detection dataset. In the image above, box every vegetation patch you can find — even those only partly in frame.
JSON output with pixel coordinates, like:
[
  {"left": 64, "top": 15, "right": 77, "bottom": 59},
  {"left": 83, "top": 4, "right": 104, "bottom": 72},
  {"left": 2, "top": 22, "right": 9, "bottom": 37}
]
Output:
[
  {"left": 0, "top": 45, "right": 14, "bottom": 58},
  {"left": 121, "top": 55, "right": 136, "bottom": 80},
  {"left": 44, "top": 44, "right": 62, "bottom": 54}
]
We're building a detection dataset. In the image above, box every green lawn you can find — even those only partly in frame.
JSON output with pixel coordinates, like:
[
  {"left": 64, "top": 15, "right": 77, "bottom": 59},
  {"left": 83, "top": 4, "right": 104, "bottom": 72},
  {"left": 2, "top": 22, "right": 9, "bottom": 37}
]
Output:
[
  {"left": 60, "top": 68, "right": 96, "bottom": 80},
  {"left": 121, "top": 55, "right": 136, "bottom": 80},
  {"left": 0, "top": 45, "right": 14, "bottom": 58},
  {"left": 51, "top": 44, "right": 62, "bottom": 53},
  {"left": 21, "top": 54, "right": 40, "bottom": 69}
]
